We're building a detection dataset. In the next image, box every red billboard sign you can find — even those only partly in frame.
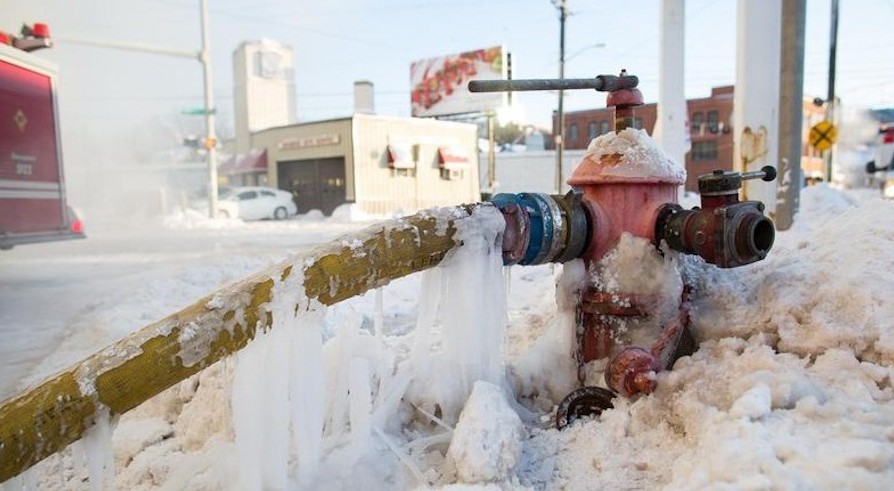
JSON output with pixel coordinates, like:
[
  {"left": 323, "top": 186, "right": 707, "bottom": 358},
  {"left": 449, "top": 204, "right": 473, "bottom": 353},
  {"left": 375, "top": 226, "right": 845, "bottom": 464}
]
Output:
[{"left": 410, "top": 46, "right": 506, "bottom": 118}]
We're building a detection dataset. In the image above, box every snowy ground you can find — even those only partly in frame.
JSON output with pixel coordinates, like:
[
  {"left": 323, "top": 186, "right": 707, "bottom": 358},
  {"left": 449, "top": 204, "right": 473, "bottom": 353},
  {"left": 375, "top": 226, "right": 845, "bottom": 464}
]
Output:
[{"left": 3, "top": 185, "right": 894, "bottom": 490}]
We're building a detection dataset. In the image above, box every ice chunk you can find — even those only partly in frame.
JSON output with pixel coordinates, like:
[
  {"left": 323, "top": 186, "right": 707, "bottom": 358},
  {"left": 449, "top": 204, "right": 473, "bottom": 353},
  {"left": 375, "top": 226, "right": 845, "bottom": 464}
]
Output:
[{"left": 447, "top": 381, "right": 524, "bottom": 484}]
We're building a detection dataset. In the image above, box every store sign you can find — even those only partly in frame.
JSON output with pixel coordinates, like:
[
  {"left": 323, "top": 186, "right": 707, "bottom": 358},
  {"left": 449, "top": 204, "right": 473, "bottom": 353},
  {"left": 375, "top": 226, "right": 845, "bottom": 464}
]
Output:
[{"left": 278, "top": 134, "right": 341, "bottom": 150}]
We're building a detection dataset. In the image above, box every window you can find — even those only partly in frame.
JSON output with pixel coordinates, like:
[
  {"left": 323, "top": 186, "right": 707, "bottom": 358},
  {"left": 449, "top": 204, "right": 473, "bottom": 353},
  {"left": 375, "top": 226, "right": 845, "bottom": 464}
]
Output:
[
  {"left": 238, "top": 191, "right": 258, "bottom": 201},
  {"left": 707, "top": 110, "right": 719, "bottom": 133},
  {"left": 260, "top": 190, "right": 276, "bottom": 197},
  {"left": 632, "top": 117, "right": 644, "bottom": 130},
  {"left": 255, "top": 50, "right": 287, "bottom": 79},
  {"left": 568, "top": 123, "right": 579, "bottom": 141},
  {"left": 588, "top": 122, "right": 598, "bottom": 139},
  {"left": 691, "top": 112, "right": 704, "bottom": 134},
  {"left": 599, "top": 120, "right": 611, "bottom": 135},
  {"left": 691, "top": 141, "right": 718, "bottom": 162}
]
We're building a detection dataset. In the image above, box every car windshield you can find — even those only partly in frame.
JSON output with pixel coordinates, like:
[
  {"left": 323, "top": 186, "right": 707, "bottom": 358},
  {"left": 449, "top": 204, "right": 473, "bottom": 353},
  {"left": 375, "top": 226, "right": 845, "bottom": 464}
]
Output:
[{"left": 219, "top": 189, "right": 239, "bottom": 200}]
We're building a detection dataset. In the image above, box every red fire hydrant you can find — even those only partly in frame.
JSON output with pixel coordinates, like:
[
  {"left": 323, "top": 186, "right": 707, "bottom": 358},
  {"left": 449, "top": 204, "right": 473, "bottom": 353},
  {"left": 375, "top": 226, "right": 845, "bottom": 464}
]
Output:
[{"left": 470, "top": 72, "right": 777, "bottom": 427}]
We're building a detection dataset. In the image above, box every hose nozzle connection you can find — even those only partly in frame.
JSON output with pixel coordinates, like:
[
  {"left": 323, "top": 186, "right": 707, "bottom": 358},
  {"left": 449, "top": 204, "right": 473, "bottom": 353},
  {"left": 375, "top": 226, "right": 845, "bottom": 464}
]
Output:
[
  {"left": 655, "top": 166, "right": 777, "bottom": 268},
  {"left": 490, "top": 191, "right": 589, "bottom": 266}
]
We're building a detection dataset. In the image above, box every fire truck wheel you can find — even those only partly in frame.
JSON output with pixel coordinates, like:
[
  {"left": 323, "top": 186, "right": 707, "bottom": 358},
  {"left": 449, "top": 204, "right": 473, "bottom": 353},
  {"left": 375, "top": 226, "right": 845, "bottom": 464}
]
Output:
[
  {"left": 555, "top": 386, "right": 616, "bottom": 430},
  {"left": 274, "top": 207, "right": 288, "bottom": 220}
]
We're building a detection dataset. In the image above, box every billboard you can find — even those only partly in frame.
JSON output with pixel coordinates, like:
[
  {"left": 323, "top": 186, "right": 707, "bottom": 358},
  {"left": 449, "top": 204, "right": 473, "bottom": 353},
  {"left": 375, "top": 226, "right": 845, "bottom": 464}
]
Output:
[{"left": 411, "top": 46, "right": 506, "bottom": 118}]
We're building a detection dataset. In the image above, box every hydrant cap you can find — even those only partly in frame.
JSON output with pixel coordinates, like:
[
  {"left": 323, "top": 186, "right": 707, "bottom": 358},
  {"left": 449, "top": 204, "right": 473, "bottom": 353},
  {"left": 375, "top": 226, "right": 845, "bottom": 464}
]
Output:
[{"left": 568, "top": 129, "right": 686, "bottom": 185}]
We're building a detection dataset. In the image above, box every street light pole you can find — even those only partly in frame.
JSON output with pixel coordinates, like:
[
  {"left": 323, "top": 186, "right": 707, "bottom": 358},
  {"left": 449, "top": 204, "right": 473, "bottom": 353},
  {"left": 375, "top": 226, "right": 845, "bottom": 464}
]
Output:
[
  {"left": 554, "top": 0, "right": 568, "bottom": 194},
  {"left": 59, "top": 3, "right": 220, "bottom": 219},
  {"left": 200, "top": 0, "right": 219, "bottom": 219}
]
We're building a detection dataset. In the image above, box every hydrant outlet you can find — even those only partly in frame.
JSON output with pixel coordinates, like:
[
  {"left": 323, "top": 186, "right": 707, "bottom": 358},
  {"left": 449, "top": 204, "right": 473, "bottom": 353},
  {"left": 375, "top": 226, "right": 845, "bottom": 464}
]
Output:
[
  {"left": 490, "top": 192, "right": 589, "bottom": 266},
  {"left": 655, "top": 166, "right": 777, "bottom": 268},
  {"left": 605, "top": 347, "right": 659, "bottom": 398}
]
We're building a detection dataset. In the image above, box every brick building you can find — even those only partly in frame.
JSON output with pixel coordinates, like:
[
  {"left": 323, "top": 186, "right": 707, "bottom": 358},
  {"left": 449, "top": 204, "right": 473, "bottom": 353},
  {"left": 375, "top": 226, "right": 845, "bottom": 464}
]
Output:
[{"left": 554, "top": 86, "right": 735, "bottom": 191}]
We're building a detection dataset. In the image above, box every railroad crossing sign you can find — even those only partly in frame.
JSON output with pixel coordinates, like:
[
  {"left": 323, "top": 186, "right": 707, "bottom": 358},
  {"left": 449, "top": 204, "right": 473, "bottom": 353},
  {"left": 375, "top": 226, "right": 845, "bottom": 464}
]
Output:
[{"left": 809, "top": 120, "right": 838, "bottom": 151}]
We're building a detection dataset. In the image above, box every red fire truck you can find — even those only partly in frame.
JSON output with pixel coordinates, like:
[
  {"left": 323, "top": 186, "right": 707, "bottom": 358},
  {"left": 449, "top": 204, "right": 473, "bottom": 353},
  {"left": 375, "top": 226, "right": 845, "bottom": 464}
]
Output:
[{"left": 0, "top": 24, "right": 84, "bottom": 250}]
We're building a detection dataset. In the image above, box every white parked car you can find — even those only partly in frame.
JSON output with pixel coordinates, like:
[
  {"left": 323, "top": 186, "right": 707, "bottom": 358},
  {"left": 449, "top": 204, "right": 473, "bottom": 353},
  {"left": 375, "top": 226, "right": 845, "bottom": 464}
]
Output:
[{"left": 217, "top": 186, "right": 297, "bottom": 220}]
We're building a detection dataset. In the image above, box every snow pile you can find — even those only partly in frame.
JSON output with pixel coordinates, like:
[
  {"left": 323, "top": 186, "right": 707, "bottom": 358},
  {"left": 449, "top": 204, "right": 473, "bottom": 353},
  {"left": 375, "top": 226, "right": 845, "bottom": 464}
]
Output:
[
  {"left": 590, "top": 233, "right": 684, "bottom": 316},
  {"left": 692, "top": 183, "right": 894, "bottom": 363},
  {"left": 11, "top": 185, "right": 894, "bottom": 490},
  {"left": 162, "top": 208, "right": 246, "bottom": 229},
  {"left": 446, "top": 381, "right": 524, "bottom": 484},
  {"left": 516, "top": 185, "right": 894, "bottom": 489},
  {"left": 582, "top": 128, "right": 687, "bottom": 182}
]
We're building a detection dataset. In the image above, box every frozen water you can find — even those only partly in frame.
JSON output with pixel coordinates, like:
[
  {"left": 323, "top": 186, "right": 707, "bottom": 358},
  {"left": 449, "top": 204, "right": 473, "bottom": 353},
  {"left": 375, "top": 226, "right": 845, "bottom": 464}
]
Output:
[
  {"left": 447, "top": 381, "right": 524, "bottom": 484},
  {"left": 348, "top": 357, "right": 372, "bottom": 440},
  {"left": 290, "top": 307, "right": 326, "bottom": 484},
  {"left": 9, "top": 185, "right": 894, "bottom": 489},
  {"left": 82, "top": 407, "right": 116, "bottom": 491}
]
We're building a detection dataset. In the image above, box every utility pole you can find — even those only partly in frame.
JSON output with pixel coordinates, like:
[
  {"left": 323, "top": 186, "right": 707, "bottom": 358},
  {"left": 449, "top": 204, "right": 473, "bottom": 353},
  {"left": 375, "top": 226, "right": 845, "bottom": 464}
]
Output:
[
  {"left": 776, "top": 0, "right": 806, "bottom": 230},
  {"left": 823, "top": 0, "right": 839, "bottom": 182},
  {"left": 200, "top": 0, "right": 219, "bottom": 218},
  {"left": 553, "top": 0, "right": 568, "bottom": 194}
]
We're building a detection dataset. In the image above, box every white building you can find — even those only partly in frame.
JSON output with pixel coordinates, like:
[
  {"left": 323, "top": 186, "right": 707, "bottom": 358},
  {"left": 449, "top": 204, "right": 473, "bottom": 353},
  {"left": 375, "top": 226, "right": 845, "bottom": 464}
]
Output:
[{"left": 233, "top": 40, "right": 296, "bottom": 154}]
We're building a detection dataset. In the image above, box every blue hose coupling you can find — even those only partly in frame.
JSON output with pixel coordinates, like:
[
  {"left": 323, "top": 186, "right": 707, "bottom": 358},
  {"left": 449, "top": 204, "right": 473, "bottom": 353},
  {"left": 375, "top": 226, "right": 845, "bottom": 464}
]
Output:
[{"left": 490, "top": 191, "right": 590, "bottom": 266}]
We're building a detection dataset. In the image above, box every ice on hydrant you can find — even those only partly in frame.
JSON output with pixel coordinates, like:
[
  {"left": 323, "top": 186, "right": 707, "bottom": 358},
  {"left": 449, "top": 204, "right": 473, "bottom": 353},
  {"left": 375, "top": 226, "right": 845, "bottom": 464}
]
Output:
[{"left": 446, "top": 381, "right": 524, "bottom": 484}]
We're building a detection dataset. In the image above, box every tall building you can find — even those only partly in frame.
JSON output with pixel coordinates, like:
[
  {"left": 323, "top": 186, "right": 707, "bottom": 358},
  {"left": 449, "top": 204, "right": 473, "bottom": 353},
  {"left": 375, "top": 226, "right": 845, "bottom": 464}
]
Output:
[{"left": 233, "top": 39, "right": 296, "bottom": 153}]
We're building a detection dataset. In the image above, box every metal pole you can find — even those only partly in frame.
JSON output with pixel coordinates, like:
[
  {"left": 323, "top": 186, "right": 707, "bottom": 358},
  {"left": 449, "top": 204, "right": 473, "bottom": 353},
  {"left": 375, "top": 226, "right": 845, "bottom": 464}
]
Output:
[
  {"left": 658, "top": 0, "right": 686, "bottom": 195},
  {"left": 200, "top": 0, "right": 219, "bottom": 219},
  {"left": 488, "top": 113, "right": 496, "bottom": 193},
  {"left": 824, "top": 0, "right": 839, "bottom": 182},
  {"left": 776, "top": 0, "right": 805, "bottom": 230},
  {"left": 555, "top": 0, "right": 567, "bottom": 194}
]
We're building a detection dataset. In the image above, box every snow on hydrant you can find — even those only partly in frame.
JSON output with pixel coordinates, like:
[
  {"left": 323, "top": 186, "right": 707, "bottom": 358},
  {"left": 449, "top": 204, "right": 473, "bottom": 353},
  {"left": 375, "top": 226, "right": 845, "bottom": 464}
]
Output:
[{"left": 470, "top": 71, "right": 778, "bottom": 428}]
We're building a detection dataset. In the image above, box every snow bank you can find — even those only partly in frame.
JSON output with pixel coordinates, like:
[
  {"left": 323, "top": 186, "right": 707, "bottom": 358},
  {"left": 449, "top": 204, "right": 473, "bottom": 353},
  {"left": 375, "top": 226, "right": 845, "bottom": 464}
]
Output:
[
  {"left": 692, "top": 184, "right": 894, "bottom": 363},
  {"left": 162, "top": 208, "right": 246, "bottom": 229}
]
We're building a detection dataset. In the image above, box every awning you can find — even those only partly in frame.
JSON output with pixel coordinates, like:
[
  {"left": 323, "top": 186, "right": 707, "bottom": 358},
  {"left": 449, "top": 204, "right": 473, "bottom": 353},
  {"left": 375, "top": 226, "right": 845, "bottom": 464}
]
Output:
[
  {"left": 437, "top": 146, "right": 470, "bottom": 169},
  {"left": 387, "top": 144, "right": 414, "bottom": 169},
  {"left": 219, "top": 148, "right": 268, "bottom": 176}
]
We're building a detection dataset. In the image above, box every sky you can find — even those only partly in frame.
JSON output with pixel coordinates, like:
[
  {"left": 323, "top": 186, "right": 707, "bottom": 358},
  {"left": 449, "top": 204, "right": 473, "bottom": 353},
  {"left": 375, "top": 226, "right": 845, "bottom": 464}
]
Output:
[{"left": 2, "top": 0, "right": 894, "bottom": 160}]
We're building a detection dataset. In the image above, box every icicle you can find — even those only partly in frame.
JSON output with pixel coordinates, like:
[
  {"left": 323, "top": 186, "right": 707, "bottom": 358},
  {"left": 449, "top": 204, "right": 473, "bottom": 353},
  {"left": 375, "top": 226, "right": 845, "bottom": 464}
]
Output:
[
  {"left": 21, "top": 467, "right": 37, "bottom": 490},
  {"left": 82, "top": 406, "right": 115, "bottom": 491},
  {"left": 1, "top": 475, "right": 23, "bottom": 490},
  {"left": 410, "top": 402, "right": 454, "bottom": 433},
  {"left": 371, "top": 369, "right": 412, "bottom": 430},
  {"left": 325, "top": 306, "right": 359, "bottom": 442},
  {"left": 232, "top": 334, "right": 265, "bottom": 491},
  {"left": 440, "top": 210, "right": 508, "bottom": 398},
  {"left": 348, "top": 357, "right": 372, "bottom": 441},
  {"left": 503, "top": 265, "right": 512, "bottom": 298},
  {"left": 373, "top": 288, "right": 385, "bottom": 340},
  {"left": 409, "top": 268, "right": 442, "bottom": 375},
  {"left": 58, "top": 451, "right": 66, "bottom": 489},
  {"left": 71, "top": 439, "right": 86, "bottom": 484},
  {"left": 290, "top": 307, "right": 326, "bottom": 484},
  {"left": 373, "top": 426, "right": 426, "bottom": 485},
  {"left": 262, "top": 325, "right": 292, "bottom": 490}
]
